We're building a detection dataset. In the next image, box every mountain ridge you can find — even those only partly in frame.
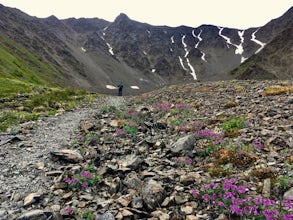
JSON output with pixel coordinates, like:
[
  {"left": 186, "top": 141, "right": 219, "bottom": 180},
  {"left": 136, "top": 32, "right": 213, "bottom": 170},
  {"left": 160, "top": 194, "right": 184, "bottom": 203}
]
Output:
[{"left": 0, "top": 4, "right": 292, "bottom": 95}]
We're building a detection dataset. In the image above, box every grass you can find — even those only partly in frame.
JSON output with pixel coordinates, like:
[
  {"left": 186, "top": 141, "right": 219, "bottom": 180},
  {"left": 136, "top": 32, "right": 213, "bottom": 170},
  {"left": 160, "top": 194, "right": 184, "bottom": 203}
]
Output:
[
  {"left": 0, "top": 36, "right": 60, "bottom": 86},
  {"left": 0, "top": 86, "right": 97, "bottom": 133},
  {"left": 262, "top": 85, "right": 293, "bottom": 96}
]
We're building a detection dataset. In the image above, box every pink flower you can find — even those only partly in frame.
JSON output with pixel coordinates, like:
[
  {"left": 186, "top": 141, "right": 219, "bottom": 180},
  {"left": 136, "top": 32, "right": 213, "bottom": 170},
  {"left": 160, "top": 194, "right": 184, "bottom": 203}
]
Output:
[
  {"left": 283, "top": 214, "right": 293, "bottom": 220},
  {"left": 66, "top": 206, "right": 73, "bottom": 215},
  {"left": 185, "top": 156, "right": 193, "bottom": 165},
  {"left": 202, "top": 194, "right": 211, "bottom": 201},
  {"left": 237, "top": 186, "right": 247, "bottom": 194},
  {"left": 254, "top": 197, "right": 263, "bottom": 205},
  {"left": 230, "top": 205, "right": 243, "bottom": 215},
  {"left": 218, "top": 201, "right": 224, "bottom": 207},
  {"left": 191, "top": 189, "right": 199, "bottom": 195},
  {"left": 81, "top": 182, "right": 87, "bottom": 188}
]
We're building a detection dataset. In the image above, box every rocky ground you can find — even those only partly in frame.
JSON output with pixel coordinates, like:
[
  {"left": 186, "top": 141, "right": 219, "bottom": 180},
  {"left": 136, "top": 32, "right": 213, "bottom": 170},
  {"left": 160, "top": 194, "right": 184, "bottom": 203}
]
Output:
[{"left": 0, "top": 80, "right": 292, "bottom": 220}]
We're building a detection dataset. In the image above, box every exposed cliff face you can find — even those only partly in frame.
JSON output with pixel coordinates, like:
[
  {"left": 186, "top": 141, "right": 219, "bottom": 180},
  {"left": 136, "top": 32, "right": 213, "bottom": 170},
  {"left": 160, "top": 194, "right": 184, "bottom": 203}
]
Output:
[{"left": 0, "top": 4, "right": 292, "bottom": 94}]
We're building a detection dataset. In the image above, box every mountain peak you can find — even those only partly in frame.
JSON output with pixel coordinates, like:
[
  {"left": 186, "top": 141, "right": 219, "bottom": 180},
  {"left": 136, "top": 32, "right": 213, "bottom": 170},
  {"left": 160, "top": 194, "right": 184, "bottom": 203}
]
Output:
[{"left": 114, "top": 13, "right": 130, "bottom": 22}]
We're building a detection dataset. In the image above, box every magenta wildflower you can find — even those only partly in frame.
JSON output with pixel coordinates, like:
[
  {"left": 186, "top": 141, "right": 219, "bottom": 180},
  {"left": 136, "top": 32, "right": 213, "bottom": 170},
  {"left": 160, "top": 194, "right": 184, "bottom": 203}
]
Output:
[
  {"left": 254, "top": 197, "right": 263, "bottom": 205},
  {"left": 218, "top": 201, "right": 224, "bottom": 207},
  {"left": 80, "top": 171, "right": 93, "bottom": 179},
  {"left": 173, "top": 157, "right": 182, "bottom": 163},
  {"left": 283, "top": 214, "right": 293, "bottom": 220},
  {"left": 237, "top": 149, "right": 243, "bottom": 155},
  {"left": 212, "top": 183, "right": 219, "bottom": 189},
  {"left": 284, "top": 198, "right": 292, "bottom": 209},
  {"left": 243, "top": 206, "right": 251, "bottom": 214},
  {"left": 237, "top": 186, "right": 247, "bottom": 194},
  {"left": 202, "top": 194, "right": 211, "bottom": 201},
  {"left": 70, "top": 178, "right": 78, "bottom": 185},
  {"left": 185, "top": 156, "right": 193, "bottom": 165},
  {"left": 252, "top": 205, "right": 258, "bottom": 215},
  {"left": 231, "top": 184, "right": 238, "bottom": 191},
  {"left": 66, "top": 206, "right": 73, "bottom": 215},
  {"left": 65, "top": 177, "right": 71, "bottom": 183},
  {"left": 191, "top": 189, "right": 199, "bottom": 195},
  {"left": 224, "top": 192, "right": 234, "bottom": 199},
  {"left": 230, "top": 205, "right": 243, "bottom": 215},
  {"left": 263, "top": 199, "right": 276, "bottom": 207},
  {"left": 81, "top": 182, "right": 87, "bottom": 188}
]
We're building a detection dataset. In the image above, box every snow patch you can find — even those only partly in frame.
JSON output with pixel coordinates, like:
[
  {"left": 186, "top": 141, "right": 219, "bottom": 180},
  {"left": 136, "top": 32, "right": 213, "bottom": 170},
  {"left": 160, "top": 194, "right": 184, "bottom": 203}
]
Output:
[
  {"left": 201, "top": 52, "right": 206, "bottom": 62},
  {"left": 251, "top": 29, "right": 266, "bottom": 54},
  {"left": 143, "top": 51, "right": 148, "bottom": 55},
  {"left": 181, "top": 35, "right": 197, "bottom": 80},
  {"left": 171, "top": 35, "right": 175, "bottom": 44},
  {"left": 106, "top": 85, "right": 117, "bottom": 90},
  {"left": 81, "top": 47, "right": 86, "bottom": 52},
  {"left": 130, "top": 86, "right": 140, "bottom": 90},
  {"left": 146, "top": 30, "right": 151, "bottom": 37},
  {"left": 182, "top": 35, "right": 189, "bottom": 58},
  {"left": 186, "top": 58, "right": 197, "bottom": 80},
  {"left": 106, "top": 43, "right": 114, "bottom": 55},
  {"left": 218, "top": 27, "right": 247, "bottom": 63},
  {"left": 192, "top": 29, "right": 207, "bottom": 62},
  {"left": 103, "top": 26, "right": 108, "bottom": 31},
  {"left": 178, "top": 56, "right": 189, "bottom": 71},
  {"left": 151, "top": 69, "right": 156, "bottom": 73}
]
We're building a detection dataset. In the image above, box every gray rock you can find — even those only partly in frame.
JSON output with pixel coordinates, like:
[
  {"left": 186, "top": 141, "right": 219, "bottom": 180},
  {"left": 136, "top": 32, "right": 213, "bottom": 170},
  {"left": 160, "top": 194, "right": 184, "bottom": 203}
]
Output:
[
  {"left": 95, "top": 212, "right": 115, "bottom": 220},
  {"left": 17, "top": 210, "right": 47, "bottom": 220},
  {"left": 120, "top": 154, "right": 143, "bottom": 171},
  {"left": 170, "top": 135, "right": 195, "bottom": 154},
  {"left": 23, "top": 193, "right": 42, "bottom": 206},
  {"left": 142, "top": 179, "right": 165, "bottom": 210},
  {"left": 131, "top": 196, "right": 143, "bottom": 209},
  {"left": 283, "top": 187, "right": 293, "bottom": 200},
  {"left": 50, "top": 149, "right": 84, "bottom": 163}
]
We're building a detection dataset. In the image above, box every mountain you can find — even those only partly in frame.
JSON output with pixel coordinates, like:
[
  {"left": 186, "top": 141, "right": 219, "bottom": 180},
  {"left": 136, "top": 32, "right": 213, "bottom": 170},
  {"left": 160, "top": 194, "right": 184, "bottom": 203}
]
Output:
[
  {"left": 0, "top": 4, "right": 292, "bottom": 94},
  {"left": 230, "top": 27, "right": 293, "bottom": 79}
]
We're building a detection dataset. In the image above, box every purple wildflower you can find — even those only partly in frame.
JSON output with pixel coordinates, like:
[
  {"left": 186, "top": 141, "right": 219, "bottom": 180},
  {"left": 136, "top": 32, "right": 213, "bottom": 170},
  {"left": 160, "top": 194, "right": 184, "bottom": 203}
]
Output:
[
  {"left": 202, "top": 194, "right": 211, "bottom": 201},
  {"left": 263, "top": 199, "right": 276, "bottom": 207},
  {"left": 237, "top": 186, "right": 247, "bottom": 194},
  {"left": 283, "top": 214, "right": 293, "bottom": 220},
  {"left": 65, "top": 177, "right": 71, "bottom": 183},
  {"left": 224, "top": 192, "right": 234, "bottom": 199},
  {"left": 230, "top": 205, "right": 243, "bottom": 215},
  {"left": 284, "top": 198, "right": 292, "bottom": 209},
  {"left": 218, "top": 201, "right": 224, "bottom": 207},
  {"left": 191, "top": 189, "right": 199, "bottom": 195},
  {"left": 254, "top": 197, "right": 263, "bottom": 205},
  {"left": 237, "top": 149, "right": 243, "bottom": 155},
  {"left": 81, "top": 182, "right": 87, "bottom": 188},
  {"left": 185, "top": 156, "right": 193, "bottom": 165},
  {"left": 66, "top": 206, "right": 73, "bottom": 215}
]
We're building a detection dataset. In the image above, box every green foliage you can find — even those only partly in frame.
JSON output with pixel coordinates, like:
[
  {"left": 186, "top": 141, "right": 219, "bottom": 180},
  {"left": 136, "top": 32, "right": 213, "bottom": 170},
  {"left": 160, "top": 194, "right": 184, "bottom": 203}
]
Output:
[
  {"left": 123, "top": 125, "right": 138, "bottom": 135},
  {"left": 101, "top": 105, "right": 117, "bottom": 114},
  {"left": 0, "top": 111, "right": 40, "bottom": 132},
  {"left": 279, "top": 175, "right": 293, "bottom": 190},
  {"left": 222, "top": 117, "right": 246, "bottom": 131},
  {"left": 0, "top": 86, "right": 95, "bottom": 132},
  {"left": 0, "top": 36, "right": 59, "bottom": 86},
  {"left": 65, "top": 170, "right": 100, "bottom": 191}
]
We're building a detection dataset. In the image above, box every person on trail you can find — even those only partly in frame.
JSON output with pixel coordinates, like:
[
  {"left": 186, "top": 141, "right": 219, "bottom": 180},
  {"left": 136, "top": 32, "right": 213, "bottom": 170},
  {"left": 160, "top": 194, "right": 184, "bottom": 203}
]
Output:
[{"left": 117, "top": 82, "right": 124, "bottom": 96}]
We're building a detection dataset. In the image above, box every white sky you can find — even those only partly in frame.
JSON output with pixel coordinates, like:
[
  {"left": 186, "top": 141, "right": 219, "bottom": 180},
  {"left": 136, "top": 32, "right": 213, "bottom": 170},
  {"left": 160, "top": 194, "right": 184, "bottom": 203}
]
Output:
[{"left": 0, "top": 0, "right": 292, "bottom": 29}]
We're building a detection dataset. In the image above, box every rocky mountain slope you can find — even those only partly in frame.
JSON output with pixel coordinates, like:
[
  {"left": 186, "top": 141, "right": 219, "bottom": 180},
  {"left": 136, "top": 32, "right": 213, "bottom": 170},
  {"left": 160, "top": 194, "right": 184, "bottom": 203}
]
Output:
[
  {"left": 0, "top": 80, "right": 292, "bottom": 219},
  {"left": 230, "top": 27, "right": 293, "bottom": 80},
  {"left": 0, "top": 4, "right": 292, "bottom": 94}
]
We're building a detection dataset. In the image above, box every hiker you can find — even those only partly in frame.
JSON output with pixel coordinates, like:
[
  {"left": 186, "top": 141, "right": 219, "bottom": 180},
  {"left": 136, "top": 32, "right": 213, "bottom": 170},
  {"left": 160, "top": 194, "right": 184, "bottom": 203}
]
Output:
[{"left": 117, "top": 82, "right": 124, "bottom": 96}]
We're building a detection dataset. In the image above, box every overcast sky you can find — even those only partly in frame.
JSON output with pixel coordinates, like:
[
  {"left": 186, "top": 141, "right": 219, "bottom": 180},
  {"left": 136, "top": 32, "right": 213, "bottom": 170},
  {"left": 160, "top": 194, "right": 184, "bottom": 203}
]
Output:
[{"left": 0, "top": 0, "right": 292, "bottom": 29}]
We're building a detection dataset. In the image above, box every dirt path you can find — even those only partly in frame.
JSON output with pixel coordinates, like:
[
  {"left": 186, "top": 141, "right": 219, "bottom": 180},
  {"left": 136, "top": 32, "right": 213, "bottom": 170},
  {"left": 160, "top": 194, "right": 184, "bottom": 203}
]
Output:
[{"left": 0, "top": 96, "right": 125, "bottom": 212}]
